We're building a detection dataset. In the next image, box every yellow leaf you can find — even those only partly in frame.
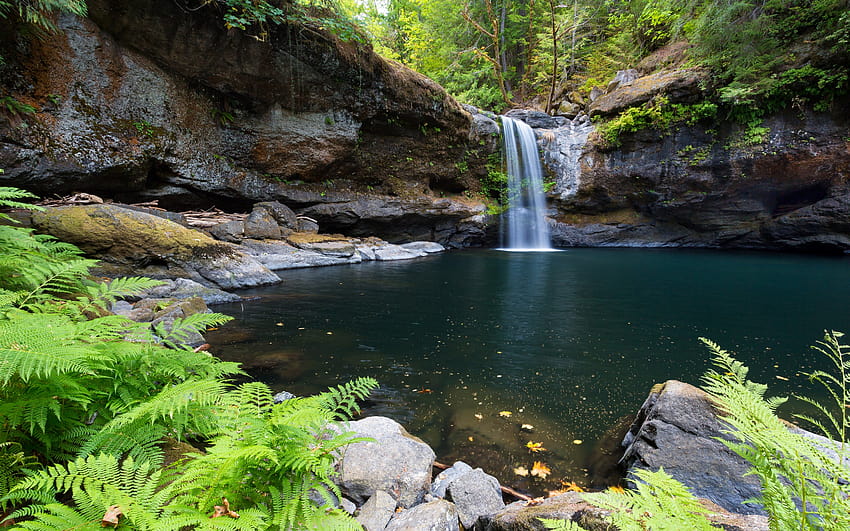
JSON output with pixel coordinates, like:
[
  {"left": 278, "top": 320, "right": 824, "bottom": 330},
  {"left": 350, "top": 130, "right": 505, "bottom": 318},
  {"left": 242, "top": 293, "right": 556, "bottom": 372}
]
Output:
[
  {"left": 560, "top": 481, "right": 584, "bottom": 492},
  {"left": 526, "top": 441, "right": 547, "bottom": 453},
  {"left": 572, "top": 439, "right": 583, "bottom": 445},
  {"left": 474, "top": 413, "right": 483, "bottom": 420},
  {"left": 607, "top": 485, "right": 626, "bottom": 494},
  {"left": 521, "top": 423, "right": 534, "bottom": 431},
  {"left": 513, "top": 466, "right": 529, "bottom": 477},
  {"left": 531, "top": 461, "right": 551, "bottom": 479},
  {"left": 499, "top": 411, "right": 512, "bottom": 417}
]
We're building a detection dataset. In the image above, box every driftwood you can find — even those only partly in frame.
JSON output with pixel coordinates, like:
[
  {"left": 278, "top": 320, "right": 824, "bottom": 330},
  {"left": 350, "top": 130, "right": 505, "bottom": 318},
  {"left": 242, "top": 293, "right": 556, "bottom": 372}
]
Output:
[{"left": 432, "top": 461, "right": 533, "bottom": 502}]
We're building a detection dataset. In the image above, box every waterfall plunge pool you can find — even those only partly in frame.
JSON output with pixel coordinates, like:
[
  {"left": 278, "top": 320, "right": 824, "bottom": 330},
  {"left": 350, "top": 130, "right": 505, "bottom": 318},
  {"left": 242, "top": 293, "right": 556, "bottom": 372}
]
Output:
[{"left": 207, "top": 248, "right": 850, "bottom": 494}]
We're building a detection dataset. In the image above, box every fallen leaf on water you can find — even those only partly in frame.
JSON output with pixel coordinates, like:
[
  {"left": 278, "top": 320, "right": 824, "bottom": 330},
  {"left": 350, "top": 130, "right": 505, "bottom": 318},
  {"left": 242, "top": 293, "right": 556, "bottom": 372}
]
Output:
[
  {"left": 607, "top": 485, "right": 626, "bottom": 494},
  {"left": 521, "top": 424, "right": 534, "bottom": 431},
  {"left": 561, "top": 481, "right": 584, "bottom": 492},
  {"left": 572, "top": 439, "right": 583, "bottom": 445},
  {"left": 468, "top": 436, "right": 474, "bottom": 442},
  {"left": 417, "top": 389, "right": 432, "bottom": 394},
  {"left": 513, "top": 466, "right": 529, "bottom": 477},
  {"left": 499, "top": 411, "right": 512, "bottom": 417},
  {"left": 275, "top": 322, "right": 283, "bottom": 327},
  {"left": 531, "top": 461, "right": 551, "bottom": 479},
  {"left": 474, "top": 413, "right": 483, "bottom": 420},
  {"left": 326, "top": 331, "right": 333, "bottom": 335},
  {"left": 775, "top": 375, "right": 789, "bottom": 381},
  {"left": 526, "top": 441, "right": 547, "bottom": 453}
]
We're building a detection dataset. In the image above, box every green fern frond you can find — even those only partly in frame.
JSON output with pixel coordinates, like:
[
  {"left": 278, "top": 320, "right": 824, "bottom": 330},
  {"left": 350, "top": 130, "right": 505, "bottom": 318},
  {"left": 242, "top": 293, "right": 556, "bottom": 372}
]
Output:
[
  {"left": 151, "top": 312, "right": 234, "bottom": 350},
  {"left": 5, "top": 502, "right": 99, "bottom": 530},
  {"left": 585, "top": 468, "right": 719, "bottom": 530},
  {"left": 15, "top": 259, "right": 99, "bottom": 308},
  {"left": 310, "top": 377, "right": 379, "bottom": 420},
  {"left": 539, "top": 517, "right": 585, "bottom": 530}
]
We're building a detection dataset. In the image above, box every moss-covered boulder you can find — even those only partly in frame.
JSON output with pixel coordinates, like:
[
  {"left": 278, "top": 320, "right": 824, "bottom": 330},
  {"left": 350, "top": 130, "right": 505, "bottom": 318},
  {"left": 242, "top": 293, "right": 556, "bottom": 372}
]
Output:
[
  {"left": 588, "top": 68, "right": 708, "bottom": 117},
  {"left": 31, "top": 204, "right": 279, "bottom": 289}
]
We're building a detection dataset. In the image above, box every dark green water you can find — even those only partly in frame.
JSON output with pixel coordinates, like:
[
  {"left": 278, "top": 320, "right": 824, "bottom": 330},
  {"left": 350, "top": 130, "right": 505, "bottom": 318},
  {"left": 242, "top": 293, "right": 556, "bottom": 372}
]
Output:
[{"left": 207, "top": 248, "right": 850, "bottom": 494}]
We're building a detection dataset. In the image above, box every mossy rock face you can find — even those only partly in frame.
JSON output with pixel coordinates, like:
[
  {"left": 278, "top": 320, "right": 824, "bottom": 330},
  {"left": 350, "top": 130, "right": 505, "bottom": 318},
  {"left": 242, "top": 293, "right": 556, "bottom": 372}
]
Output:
[{"left": 32, "top": 204, "right": 279, "bottom": 289}]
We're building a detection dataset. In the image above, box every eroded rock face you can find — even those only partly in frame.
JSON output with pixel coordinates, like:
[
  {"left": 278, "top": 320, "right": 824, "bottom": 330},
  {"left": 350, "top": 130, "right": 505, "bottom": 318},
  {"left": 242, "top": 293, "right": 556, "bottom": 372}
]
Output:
[
  {"left": 549, "top": 105, "right": 850, "bottom": 252},
  {"left": 30, "top": 204, "right": 279, "bottom": 289},
  {"left": 0, "top": 0, "right": 492, "bottom": 245}
]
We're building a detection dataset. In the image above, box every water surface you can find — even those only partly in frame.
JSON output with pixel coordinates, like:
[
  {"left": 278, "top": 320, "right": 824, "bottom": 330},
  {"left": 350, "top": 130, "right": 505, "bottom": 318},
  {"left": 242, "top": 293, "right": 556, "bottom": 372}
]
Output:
[{"left": 207, "top": 248, "right": 850, "bottom": 493}]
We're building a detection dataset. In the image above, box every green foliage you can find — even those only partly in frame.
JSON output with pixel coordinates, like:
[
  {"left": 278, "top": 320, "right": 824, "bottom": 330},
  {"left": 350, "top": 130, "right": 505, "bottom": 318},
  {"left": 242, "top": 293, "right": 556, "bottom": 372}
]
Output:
[
  {"left": 0, "top": 187, "right": 379, "bottom": 529},
  {"left": 701, "top": 334, "right": 850, "bottom": 530},
  {"left": 0, "top": 0, "right": 86, "bottom": 32},
  {"left": 585, "top": 468, "right": 718, "bottom": 530},
  {"left": 596, "top": 96, "right": 717, "bottom": 147},
  {"left": 540, "top": 517, "right": 585, "bottom": 530},
  {"left": 0, "top": 96, "right": 37, "bottom": 115}
]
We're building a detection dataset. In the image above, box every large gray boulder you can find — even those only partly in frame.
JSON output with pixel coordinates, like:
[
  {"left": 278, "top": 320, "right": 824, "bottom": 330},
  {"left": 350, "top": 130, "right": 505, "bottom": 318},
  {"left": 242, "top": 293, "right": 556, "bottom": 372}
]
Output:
[
  {"left": 239, "top": 239, "right": 360, "bottom": 269},
  {"left": 30, "top": 204, "right": 279, "bottom": 290},
  {"left": 588, "top": 68, "right": 708, "bottom": 117},
  {"left": 385, "top": 499, "right": 460, "bottom": 531},
  {"left": 335, "top": 416, "right": 436, "bottom": 508},
  {"left": 620, "top": 380, "right": 764, "bottom": 514}
]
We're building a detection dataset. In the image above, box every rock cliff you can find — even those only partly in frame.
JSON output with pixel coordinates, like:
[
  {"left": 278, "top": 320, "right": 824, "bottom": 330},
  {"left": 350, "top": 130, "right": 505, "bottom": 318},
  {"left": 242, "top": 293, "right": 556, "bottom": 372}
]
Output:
[{"left": 0, "top": 0, "right": 491, "bottom": 245}]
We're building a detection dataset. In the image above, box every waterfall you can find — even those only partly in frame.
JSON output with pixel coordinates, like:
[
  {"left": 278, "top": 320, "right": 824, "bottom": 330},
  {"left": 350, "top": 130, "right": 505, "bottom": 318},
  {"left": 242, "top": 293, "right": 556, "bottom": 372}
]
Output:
[{"left": 500, "top": 116, "right": 553, "bottom": 251}]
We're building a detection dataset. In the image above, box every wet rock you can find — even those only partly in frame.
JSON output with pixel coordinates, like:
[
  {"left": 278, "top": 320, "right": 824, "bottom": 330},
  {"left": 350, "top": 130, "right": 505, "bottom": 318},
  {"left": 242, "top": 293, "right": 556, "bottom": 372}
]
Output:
[
  {"left": 385, "top": 499, "right": 460, "bottom": 531},
  {"left": 588, "top": 68, "right": 708, "bottom": 117},
  {"left": 555, "top": 101, "right": 581, "bottom": 118},
  {"left": 335, "top": 416, "right": 436, "bottom": 508},
  {"left": 620, "top": 380, "right": 764, "bottom": 514},
  {"left": 356, "top": 490, "right": 397, "bottom": 531},
  {"left": 31, "top": 204, "right": 279, "bottom": 290},
  {"left": 504, "top": 109, "right": 565, "bottom": 129},
  {"left": 446, "top": 467, "right": 505, "bottom": 529}
]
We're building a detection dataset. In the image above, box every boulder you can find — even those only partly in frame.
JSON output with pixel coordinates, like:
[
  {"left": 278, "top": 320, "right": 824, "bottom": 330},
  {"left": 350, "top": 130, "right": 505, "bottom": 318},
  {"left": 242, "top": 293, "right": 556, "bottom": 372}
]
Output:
[
  {"left": 588, "top": 68, "right": 708, "bottom": 117},
  {"left": 30, "top": 204, "right": 279, "bottom": 290},
  {"left": 620, "top": 380, "right": 764, "bottom": 514},
  {"left": 254, "top": 201, "right": 298, "bottom": 230},
  {"left": 374, "top": 244, "right": 422, "bottom": 261},
  {"left": 208, "top": 220, "right": 246, "bottom": 243},
  {"left": 335, "top": 416, "right": 436, "bottom": 508},
  {"left": 244, "top": 208, "right": 282, "bottom": 240},
  {"left": 445, "top": 467, "right": 505, "bottom": 529},
  {"left": 356, "top": 490, "right": 398, "bottom": 531},
  {"left": 385, "top": 499, "right": 460, "bottom": 531},
  {"left": 296, "top": 217, "right": 320, "bottom": 233}
]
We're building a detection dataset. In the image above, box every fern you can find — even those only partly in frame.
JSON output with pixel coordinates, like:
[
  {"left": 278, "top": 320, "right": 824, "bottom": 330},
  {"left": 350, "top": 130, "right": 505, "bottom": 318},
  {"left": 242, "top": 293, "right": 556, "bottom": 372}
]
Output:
[
  {"left": 539, "top": 517, "right": 588, "bottom": 530},
  {"left": 150, "top": 312, "right": 234, "bottom": 350},
  {"left": 0, "top": 187, "right": 43, "bottom": 223},
  {"left": 584, "top": 468, "right": 719, "bottom": 530},
  {"left": 700, "top": 336, "right": 850, "bottom": 530}
]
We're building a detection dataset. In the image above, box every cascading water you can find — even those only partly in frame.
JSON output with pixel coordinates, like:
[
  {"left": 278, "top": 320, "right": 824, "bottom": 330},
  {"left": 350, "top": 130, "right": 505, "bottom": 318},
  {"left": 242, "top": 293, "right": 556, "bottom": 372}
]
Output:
[{"left": 500, "top": 116, "right": 554, "bottom": 251}]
